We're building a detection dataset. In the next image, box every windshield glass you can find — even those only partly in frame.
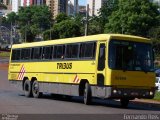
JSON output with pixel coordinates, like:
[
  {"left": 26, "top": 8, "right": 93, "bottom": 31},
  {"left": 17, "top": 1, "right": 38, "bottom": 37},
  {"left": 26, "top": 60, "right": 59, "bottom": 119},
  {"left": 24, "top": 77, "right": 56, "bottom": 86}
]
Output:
[{"left": 109, "top": 40, "right": 154, "bottom": 72}]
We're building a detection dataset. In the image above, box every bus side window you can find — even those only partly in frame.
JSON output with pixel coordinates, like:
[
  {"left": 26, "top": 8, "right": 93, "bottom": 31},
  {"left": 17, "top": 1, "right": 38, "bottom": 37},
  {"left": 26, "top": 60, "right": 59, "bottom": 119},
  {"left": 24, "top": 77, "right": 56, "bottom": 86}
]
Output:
[
  {"left": 66, "top": 44, "right": 79, "bottom": 59},
  {"left": 53, "top": 45, "right": 65, "bottom": 59},
  {"left": 21, "top": 48, "right": 31, "bottom": 60},
  {"left": 42, "top": 46, "right": 53, "bottom": 60},
  {"left": 32, "top": 47, "right": 42, "bottom": 60},
  {"left": 98, "top": 43, "right": 105, "bottom": 70},
  {"left": 12, "top": 49, "right": 21, "bottom": 61},
  {"left": 79, "top": 42, "right": 96, "bottom": 59}
]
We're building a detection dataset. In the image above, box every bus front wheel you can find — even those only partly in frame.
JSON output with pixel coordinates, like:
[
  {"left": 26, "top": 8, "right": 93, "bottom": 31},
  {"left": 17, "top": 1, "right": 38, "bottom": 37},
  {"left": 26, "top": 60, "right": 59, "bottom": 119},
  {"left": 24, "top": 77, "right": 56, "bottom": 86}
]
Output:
[
  {"left": 120, "top": 98, "right": 129, "bottom": 108},
  {"left": 83, "top": 82, "right": 92, "bottom": 105},
  {"left": 24, "top": 80, "right": 32, "bottom": 97},
  {"left": 32, "top": 80, "right": 42, "bottom": 98}
]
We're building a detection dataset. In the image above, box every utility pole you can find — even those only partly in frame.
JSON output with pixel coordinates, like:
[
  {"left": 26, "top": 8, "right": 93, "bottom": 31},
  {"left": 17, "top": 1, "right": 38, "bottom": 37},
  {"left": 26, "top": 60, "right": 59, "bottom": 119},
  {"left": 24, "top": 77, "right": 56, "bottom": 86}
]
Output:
[{"left": 85, "top": 4, "right": 89, "bottom": 36}]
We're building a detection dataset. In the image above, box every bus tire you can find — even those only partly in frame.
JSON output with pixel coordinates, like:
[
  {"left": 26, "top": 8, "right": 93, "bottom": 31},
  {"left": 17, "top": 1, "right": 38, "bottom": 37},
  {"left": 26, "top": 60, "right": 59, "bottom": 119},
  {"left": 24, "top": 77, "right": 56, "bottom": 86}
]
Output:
[
  {"left": 120, "top": 98, "right": 129, "bottom": 108},
  {"left": 84, "top": 82, "right": 92, "bottom": 105},
  {"left": 32, "top": 80, "right": 42, "bottom": 98},
  {"left": 24, "top": 80, "right": 32, "bottom": 97}
]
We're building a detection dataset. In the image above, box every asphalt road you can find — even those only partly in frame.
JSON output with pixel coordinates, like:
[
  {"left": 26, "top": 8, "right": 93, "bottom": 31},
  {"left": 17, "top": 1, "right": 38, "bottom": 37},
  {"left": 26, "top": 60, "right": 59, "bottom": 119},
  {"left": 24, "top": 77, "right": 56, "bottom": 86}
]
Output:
[
  {"left": 0, "top": 58, "right": 9, "bottom": 63},
  {"left": 0, "top": 68, "right": 160, "bottom": 120}
]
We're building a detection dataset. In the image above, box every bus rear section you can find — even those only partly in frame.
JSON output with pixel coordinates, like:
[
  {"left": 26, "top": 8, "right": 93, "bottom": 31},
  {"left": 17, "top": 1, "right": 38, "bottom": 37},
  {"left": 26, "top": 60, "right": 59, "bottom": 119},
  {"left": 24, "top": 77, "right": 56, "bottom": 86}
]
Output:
[{"left": 102, "top": 38, "right": 155, "bottom": 107}]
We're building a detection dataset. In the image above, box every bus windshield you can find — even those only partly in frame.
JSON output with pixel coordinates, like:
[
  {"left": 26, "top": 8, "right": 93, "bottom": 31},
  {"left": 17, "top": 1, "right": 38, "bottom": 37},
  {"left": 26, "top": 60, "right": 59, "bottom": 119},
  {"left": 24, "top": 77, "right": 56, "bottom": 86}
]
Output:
[{"left": 109, "top": 40, "right": 154, "bottom": 72}]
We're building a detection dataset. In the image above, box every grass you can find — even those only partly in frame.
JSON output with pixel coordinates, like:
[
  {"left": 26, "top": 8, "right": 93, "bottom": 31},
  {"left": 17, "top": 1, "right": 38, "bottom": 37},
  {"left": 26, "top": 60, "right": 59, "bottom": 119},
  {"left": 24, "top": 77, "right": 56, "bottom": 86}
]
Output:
[
  {"left": 0, "top": 51, "right": 10, "bottom": 57},
  {"left": 153, "top": 91, "right": 160, "bottom": 101}
]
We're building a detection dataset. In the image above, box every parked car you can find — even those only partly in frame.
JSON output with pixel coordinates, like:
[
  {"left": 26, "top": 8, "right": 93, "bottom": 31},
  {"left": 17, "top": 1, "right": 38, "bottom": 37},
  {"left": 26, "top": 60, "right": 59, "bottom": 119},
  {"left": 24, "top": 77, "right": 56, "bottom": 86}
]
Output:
[{"left": 155, "top": 69, "right": 160, "bottom": 91}]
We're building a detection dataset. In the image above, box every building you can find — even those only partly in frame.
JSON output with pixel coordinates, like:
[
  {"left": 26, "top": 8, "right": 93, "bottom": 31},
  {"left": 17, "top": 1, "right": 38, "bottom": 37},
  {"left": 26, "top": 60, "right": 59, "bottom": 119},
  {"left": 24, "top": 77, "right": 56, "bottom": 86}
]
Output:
[
  {"left": 12, "top": 0, "right": 23, "bottom": 12},
  {"left": 23, "top": 0, "right": 29, "bottom": 6},
  {"left": 11, "top": 0, "right": 46, "bottom": 12},
  {"left": 30, "top": 0, "right": 46, "bottom": 5},
  {"left": 46, "top": 0, "right": 68, "bottom": 19},
  {"left": 79, "top": 5, "right": 86, "bottom": 16},
  {"left": 24, "top": 0, "right": 46, "bottom": 6},
  {"left": 3, "top": 0, "right": 12, "bottom": 10},
  {"left": 152, "top": 0, "right": 160, "bottom": 6},
  {"left": 87, "top": 0, "right": 107, "bottom": 16},
  {"left": 68, "top": 0, "right": 79, "bottom": 16}
]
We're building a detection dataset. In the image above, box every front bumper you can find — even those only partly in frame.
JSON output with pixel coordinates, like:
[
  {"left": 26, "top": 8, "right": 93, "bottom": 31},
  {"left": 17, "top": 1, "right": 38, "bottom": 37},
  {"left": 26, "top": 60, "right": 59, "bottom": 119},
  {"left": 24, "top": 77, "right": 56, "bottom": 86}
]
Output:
[
  {"left": 109, "top": 87, "right": 155, "bottom": 99},
  {"left": 92, "top": 86, "right": 156, "bottom": 99}
]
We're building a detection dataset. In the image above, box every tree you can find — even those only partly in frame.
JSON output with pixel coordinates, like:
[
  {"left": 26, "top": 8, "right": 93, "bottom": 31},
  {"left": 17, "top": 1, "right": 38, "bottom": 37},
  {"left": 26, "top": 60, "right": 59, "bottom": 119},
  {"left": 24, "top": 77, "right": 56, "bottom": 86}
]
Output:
[
  {"left": 54, "top": 19, "right": 81, "bottom": 39},
  {"left": 87, "top": 16, "right": 102, "bottom": 35},
  {"left": 43, "top": 14, "right": 83, "bottom": 40},
  {"left": 43, "top": 28, "right": 59, "bottom": 40},
  {"left": 73, "top": 14, "right": 85, "bottom": 36},
  {"left": 55, "top": 13, "right": 70, "bottom": 23},
  {"left": 104, "top": 0, "right": 160, "bottom": 37},
  {"left": 18, "top": 6, "right": 52, "bottom": 42},
  {"left": 98, "top": 0, "right": 119, "bottom": 33},
  {"left": 6, "top": 12, "right": 18, "bottom": 24},
  {"left": 150, "top": 26, "right": 160, "bottom": 59}
]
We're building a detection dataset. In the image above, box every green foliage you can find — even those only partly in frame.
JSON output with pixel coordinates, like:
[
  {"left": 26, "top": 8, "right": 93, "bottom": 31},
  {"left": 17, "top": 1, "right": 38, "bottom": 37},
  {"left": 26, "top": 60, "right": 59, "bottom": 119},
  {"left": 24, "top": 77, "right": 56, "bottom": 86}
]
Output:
[
  {"left": 149, "top": 26, "right": 160, "bottom": 41},
  {"left": 104, "top": 0, "right": 160, "bottom": 37},
  {"left": 98, "top": 0, "right": 119, "bottom": 32},
  {"left": 0, "top": 51, "right": 10, "bottom": 57},
  {"left": 43, "top": 20, "right": 81, "bottom": 40},
  {"left": 55, "top": 13, "right": 70, "bottom": 23},
  {"left": 55, "top": 19, "right": 81, "bottom": 39},
  {"left": 87, "top": 16, "right": 102, "bottom": 35},
  {"left": 18, "top": 6, "right": 52, "bottom": 42},
  {"left": 1, "top": 16, "right": 7, "bottom": 23},
  {"left": 6, "top": 12, "right": 18, "bottom": 23},
  {"left": 43, "top": 14, "right": 82, "bottom": 40},
  {"left": 72, "top": 14, "right": 85, "bottom": 36},
  {"left": 153, "top": 91, "right": 160, "bottom": 101},
  {"left": 43, "top": 28, "right": 59, "bottom": 40},
  {"left": 150, "top": 26, "right": 160, "bottom": 59}
]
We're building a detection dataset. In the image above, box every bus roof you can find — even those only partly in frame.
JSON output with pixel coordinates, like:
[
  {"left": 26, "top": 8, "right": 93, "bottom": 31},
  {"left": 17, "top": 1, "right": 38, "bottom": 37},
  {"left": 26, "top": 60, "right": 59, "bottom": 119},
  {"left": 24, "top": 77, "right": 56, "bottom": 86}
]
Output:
[{"left": 12, "top": 34, "right": 151, "bottom": 49}]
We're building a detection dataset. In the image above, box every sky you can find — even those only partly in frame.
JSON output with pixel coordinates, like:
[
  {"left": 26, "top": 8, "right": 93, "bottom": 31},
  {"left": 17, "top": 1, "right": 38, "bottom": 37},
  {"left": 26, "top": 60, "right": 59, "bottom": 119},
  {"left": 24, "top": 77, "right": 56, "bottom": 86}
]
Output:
[{"left": 79, "top": 0, "right": 86, "bottom": 5}]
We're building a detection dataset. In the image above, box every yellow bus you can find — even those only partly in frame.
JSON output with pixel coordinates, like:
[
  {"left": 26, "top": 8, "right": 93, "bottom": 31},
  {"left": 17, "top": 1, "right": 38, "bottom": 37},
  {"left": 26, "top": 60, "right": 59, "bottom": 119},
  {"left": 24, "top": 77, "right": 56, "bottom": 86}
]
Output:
[{"left": 8, "top": 34, "right": 156, "bottom": 107}]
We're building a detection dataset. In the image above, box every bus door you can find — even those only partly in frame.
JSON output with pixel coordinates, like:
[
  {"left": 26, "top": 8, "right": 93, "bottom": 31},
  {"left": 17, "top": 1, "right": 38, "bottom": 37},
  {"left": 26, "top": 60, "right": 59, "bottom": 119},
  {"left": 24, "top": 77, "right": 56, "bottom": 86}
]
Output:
[{"left": 96, "top": 42, "right": 106, "bottom": 97}]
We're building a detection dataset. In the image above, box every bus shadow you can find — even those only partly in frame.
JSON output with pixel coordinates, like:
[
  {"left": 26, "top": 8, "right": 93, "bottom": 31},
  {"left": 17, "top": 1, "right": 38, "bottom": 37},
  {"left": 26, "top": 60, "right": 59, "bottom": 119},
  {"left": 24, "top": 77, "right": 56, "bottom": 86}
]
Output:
[
  {"left": 33, "top": 93, "right": 160, "bottom": 111},
  {"left": 91, "top": 98, "right": 160, "bottom": 111}
]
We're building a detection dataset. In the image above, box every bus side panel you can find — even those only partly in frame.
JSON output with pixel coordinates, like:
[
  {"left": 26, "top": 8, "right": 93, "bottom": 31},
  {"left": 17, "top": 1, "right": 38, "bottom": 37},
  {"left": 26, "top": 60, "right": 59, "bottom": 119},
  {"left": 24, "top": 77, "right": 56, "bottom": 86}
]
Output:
[{"left": 8, "top": 60, "right": 96, "bottom": 96}]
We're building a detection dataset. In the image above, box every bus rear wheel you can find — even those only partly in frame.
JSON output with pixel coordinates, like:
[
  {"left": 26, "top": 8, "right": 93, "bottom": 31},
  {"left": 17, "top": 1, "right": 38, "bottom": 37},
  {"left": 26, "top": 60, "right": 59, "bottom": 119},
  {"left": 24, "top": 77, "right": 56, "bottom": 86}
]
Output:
[
  {"left": 120, "top": 98, "right": 129, "bottom": 108},
  {"left": 83, "top": 82, "right": 92, "bottom": 105},
  {"left": 24, "top": 80, "right": 32, "bottom": 97},
  {"left": 32, "top": 80, "right": 42, "bottom": 98}
]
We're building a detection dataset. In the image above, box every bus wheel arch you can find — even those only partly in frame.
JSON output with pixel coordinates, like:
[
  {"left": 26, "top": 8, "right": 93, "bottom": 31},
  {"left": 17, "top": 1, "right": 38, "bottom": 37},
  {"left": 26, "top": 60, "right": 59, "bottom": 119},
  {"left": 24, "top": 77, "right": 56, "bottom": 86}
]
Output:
[{"left": 31, "top": 77, "right": 37, "bottom": 86}]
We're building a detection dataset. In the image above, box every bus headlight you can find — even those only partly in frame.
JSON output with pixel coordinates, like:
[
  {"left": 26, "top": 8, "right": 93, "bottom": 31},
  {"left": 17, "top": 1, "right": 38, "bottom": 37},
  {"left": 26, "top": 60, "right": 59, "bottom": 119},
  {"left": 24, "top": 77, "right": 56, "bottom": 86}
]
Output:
[
  {"left": 149, "top": 91, "right": 153, "bottom": 96},
  {"left": 113, "top": 90, "right": 117, "bottom": 94}
]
